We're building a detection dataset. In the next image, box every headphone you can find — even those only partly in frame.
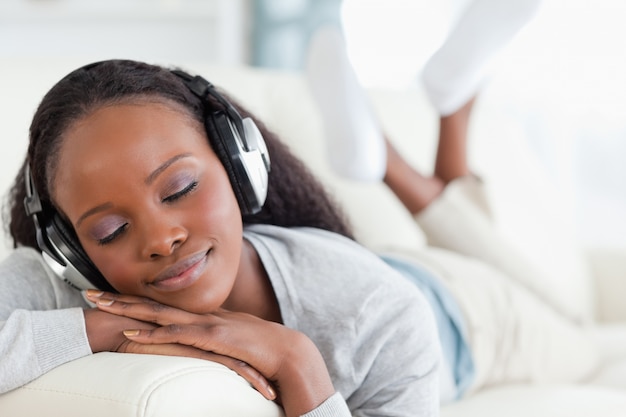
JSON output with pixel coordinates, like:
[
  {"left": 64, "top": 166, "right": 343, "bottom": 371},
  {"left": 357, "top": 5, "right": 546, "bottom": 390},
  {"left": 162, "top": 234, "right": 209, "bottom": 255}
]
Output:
[{"left": 23, "top": 65, "right": 271, "bottom": 291}]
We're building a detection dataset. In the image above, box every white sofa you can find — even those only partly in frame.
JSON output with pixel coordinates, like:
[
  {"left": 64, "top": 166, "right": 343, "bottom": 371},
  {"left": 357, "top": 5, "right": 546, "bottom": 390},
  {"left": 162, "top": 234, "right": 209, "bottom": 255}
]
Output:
[{"left": 1, "top": 59, "right": 626, "bottom": 416}]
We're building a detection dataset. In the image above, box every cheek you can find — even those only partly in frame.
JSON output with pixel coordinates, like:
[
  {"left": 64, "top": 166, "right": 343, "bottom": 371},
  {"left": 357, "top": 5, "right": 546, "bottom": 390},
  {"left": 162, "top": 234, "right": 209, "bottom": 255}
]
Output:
[
  {"left": 86, "top": 249, "right": 139, "bottom": 293},
  {"left": 194, "top": 177, "right": 244, "bottom": 266},
  {"left": 196, "top": 172, "right": 243, "bottom": 235}
]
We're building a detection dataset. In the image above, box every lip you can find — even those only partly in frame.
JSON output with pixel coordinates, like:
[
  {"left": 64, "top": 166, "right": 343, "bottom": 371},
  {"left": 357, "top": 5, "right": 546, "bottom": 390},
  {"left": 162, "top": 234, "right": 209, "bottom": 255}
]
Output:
[{"left": 149, "top": 250, "right": 210, "bottom": 292}]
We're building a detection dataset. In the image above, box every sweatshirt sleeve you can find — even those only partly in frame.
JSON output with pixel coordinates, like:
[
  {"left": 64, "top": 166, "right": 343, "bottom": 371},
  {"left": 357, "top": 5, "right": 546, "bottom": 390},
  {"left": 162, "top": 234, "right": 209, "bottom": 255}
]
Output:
[
  {"left": 300, "top": 392, "right": 351, "bottom": 417},
  {"left": 0, "top": 308, "right": 91, "bottom": 393},
  {"left": 0, "top": 248, "right": 91, "bottom": 394}
]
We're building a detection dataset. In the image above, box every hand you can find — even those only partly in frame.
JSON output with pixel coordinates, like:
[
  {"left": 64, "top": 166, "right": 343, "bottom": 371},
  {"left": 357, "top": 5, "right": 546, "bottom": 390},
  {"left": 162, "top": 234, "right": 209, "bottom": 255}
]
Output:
[
  {"left": 83, "top": 308, "right": 157, "bottom": 353},
  {"left": 86, "top": 290, "right": 336, "bottom": 417},
  {"left": 84, "top": 307, "right": 278, "bottom": 399}
]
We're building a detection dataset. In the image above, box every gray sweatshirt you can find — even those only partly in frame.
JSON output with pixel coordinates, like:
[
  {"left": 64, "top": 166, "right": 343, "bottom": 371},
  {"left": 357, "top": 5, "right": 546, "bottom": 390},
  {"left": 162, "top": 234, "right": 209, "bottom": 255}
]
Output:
[{"left": 0, "top": 225, "right": 439, "bottom": 416}]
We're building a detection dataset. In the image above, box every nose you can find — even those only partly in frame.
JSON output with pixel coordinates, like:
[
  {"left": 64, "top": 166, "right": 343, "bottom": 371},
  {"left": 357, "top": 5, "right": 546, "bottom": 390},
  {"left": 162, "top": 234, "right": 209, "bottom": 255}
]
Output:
[{"left": 140, "top": 218, "right": 188, "bottom": 259}]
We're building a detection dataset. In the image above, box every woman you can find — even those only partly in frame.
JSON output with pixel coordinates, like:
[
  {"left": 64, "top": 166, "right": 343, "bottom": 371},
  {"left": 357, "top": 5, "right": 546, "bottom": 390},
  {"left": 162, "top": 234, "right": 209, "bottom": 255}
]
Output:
[{"left": 0, "top": 60, "right": 439, "bottom": 416}]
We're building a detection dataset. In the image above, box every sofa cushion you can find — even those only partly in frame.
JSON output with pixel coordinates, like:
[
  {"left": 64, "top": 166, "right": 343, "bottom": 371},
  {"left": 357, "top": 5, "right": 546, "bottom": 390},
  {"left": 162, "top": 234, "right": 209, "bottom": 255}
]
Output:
[
  {"left": 0, "top": 352, "right": 284, "bottom": 417},
  {"left": 441, "top": 384, "right": 626, "bottom": 417}
]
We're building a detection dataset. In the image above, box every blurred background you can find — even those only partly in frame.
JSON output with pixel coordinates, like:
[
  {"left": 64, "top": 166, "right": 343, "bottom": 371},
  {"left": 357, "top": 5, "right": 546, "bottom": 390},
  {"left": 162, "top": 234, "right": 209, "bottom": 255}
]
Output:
[{"left": 0, "top": 0, "right": 625, "bottom": 249}]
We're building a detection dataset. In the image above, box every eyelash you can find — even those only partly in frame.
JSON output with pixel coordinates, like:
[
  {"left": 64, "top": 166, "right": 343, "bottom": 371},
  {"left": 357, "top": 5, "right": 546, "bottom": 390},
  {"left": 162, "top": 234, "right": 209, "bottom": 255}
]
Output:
[
  {"left": 97, "top": 224, "right": 128, "bottom": 246},
  {"left": 162, "top": 180, "right": 198, "bottom": 203},
  {"left": 97, "top": 180, "right": 199, "bottom": 245}
]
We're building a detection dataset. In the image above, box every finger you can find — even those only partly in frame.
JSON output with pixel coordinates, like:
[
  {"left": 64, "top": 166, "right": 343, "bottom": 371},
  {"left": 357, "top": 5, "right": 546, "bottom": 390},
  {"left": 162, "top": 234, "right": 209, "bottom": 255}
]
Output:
[
  {"left": 121, "top": 337, "right": 276, "bottom": 401},
  {"left": 93, "top": 296, "right": 196, "bottom": 326},
  {"left": 122, "top": 325, "right": 237, "bottom": 365},
  {"left": 85, "top": 289, "right": 153, "bottom": 305},
  {"left": 203, "top": 353, "right": 277, "bottom": 401},
  {"left": 122, "top": 325, "right": 208, "bottom": 347}
]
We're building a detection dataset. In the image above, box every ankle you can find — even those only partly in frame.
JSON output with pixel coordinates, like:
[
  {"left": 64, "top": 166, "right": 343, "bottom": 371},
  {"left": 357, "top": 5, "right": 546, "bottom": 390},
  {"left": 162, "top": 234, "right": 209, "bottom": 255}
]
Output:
[{"left": 441, "top": 96, "right": 476, "bottom": 127}]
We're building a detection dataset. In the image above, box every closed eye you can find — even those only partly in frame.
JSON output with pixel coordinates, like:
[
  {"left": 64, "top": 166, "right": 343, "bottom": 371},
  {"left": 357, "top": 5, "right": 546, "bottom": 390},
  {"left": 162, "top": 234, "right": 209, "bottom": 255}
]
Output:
[
  {"left": 162, "top": 180, "right": 198, "bottom": 203},
  {"left": 96, "top": 180, "right": 198, "bottom": 245},
  {"left": 98, "top": 223, "right": 128, "bottom": 246}
]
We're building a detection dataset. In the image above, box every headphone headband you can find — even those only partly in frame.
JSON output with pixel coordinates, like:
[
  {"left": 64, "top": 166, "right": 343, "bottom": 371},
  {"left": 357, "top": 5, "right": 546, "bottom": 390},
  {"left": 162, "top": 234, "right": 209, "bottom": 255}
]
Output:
[{"left": 170, "top": 69, "right": 247, "bottom": 150}]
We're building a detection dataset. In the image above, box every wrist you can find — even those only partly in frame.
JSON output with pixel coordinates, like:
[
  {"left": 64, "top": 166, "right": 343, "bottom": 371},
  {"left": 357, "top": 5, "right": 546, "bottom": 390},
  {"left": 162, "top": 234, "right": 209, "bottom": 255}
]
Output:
[
  {"left": 83, "top": 308, "right": 117, "bottom": 352},
  {"left": 276, "top": 332, "right": 335, "bottom": 417},
  {"left": 83, "top": 308, "right": 155, "bottom": 353}
]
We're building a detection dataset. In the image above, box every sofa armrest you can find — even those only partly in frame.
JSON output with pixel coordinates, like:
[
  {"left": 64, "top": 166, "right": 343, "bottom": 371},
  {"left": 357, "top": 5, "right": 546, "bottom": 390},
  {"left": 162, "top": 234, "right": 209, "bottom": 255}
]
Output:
[
  {"left": 0, "top": 352, "right": 284, "bottom": 417},
  {"left": 587, "top": 247, "right": 626, "bottom": 323}
]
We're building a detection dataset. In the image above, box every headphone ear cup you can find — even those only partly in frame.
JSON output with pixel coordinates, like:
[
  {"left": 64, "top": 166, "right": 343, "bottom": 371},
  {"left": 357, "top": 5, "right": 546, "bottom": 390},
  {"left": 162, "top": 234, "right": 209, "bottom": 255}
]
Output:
[
  {"left": 168, "top": 69, "right": 270, "bottom": 215},
  {"left": 207, "top": 111, "right": 269, "bottom": 215},
  {"left": 240, "top": 117, "right": 269, "bottom": 207},
  {"left": 242, "top": 117, "right": 270, "bottom": 171},
  {"left": 47, "top": 214, "right": 115, "bottom": 292},
  {"left": 204, "top": 111, "right": 250, "bottom": 212}
]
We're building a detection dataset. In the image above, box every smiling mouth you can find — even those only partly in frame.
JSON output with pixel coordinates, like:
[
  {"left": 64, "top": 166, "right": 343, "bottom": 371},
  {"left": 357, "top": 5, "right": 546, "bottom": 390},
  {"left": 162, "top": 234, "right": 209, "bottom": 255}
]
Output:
[{"left": 150, "top": 249, "right": 211, "bottom": 292}]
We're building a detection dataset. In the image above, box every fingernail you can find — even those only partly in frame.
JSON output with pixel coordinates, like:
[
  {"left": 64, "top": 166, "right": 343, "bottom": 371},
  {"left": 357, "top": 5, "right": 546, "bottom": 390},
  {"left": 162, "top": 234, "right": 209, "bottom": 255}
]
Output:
[
  {"left": 267, "top": 384, "right": 276, "bottom": 400},
  {"left": 97, "top": 298, "right": 114, "bottom": 306},
  {"left": 123, "top": 329, "right": 140, "bottom": 337},
  {"left": 86, "top": 289, "right": 104, "bottom": 298}
]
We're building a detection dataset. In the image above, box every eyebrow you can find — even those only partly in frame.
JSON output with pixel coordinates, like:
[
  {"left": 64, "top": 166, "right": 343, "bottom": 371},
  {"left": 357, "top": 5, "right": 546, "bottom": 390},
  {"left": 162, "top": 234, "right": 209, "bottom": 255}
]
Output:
[
  {"left": 145, "top": 153, "right": 192, "bottom": 185},
  {"left": 75, "top": 153, "right": 192, "bottom": 228},
  {"left": 76, "top": 202, "right": 113, "bottom": 229}
]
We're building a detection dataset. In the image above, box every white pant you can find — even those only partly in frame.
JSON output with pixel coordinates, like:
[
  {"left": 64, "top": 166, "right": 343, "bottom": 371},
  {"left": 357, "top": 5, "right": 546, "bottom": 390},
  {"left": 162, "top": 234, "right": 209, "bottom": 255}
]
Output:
[{"left": 396, "top": 176, "right": 599, "bottom": 393}]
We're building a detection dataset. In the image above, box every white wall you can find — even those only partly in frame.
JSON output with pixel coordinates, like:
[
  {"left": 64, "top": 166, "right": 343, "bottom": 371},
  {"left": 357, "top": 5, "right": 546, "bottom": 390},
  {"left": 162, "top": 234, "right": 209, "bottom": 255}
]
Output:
[{"left": 0, "top": 0, "right": 251, "bottom": 65}]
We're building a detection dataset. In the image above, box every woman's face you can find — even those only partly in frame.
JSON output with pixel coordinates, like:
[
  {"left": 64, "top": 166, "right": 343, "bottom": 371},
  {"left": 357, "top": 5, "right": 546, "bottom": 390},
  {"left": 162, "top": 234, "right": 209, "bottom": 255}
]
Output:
[{"left": 53, "top": 101, "right": 244, "bottom": 313}]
